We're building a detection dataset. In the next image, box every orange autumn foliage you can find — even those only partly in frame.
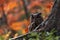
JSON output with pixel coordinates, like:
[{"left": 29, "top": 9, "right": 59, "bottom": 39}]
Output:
[
  {"left": 0, "top": 29, "right": 4, "bottom": 35},
  {"left": 10, "top": 19, "right": 30, "bottom": 34},
  {"left": 4, "top": 2, "right": 17, "bottom": 13},
  {"left": 0, "top": 0, "right": 5, "bottom": 5},
  {"left": 3, "top": 0, "right": 54, "bottom": 35},
  {"left": 28, "top": 1, "right": 41, "bottom": 10}
]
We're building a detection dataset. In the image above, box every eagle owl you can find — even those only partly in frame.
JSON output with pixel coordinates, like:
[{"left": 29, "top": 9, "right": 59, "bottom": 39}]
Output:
[{"left": 30, "top": 12, "right": 43, "bottom": 31}]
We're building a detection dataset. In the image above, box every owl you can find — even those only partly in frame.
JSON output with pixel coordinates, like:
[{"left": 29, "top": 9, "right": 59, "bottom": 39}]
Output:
[{"left": 30, "top": 12, "right": 43, "bottom": 31}]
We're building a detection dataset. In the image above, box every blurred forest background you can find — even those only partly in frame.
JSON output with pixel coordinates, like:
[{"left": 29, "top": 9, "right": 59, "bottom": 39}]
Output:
[{"left": 0, "top": 0, "right": 58, "bottom": 40}]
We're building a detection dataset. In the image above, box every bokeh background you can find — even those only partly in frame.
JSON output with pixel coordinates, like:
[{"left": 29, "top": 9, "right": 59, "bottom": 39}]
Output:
[{"left": 0, "top": 0, "right": 54, "bottom": 40}]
